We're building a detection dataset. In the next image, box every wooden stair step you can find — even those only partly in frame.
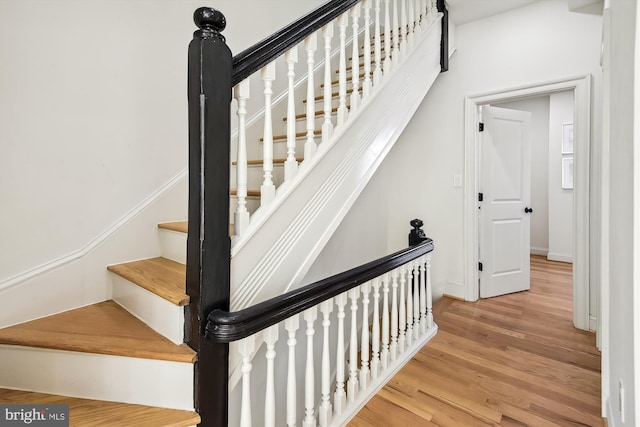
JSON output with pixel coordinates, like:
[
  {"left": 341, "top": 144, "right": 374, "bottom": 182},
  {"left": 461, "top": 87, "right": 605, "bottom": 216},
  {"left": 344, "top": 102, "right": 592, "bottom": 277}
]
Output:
[
  {"left": 107, "top": 257, "right": 188, "bottom": 306},
  {"left": 230, "top": 189, "right": 260, "bottom": 197},
  {"left": 158, "top": 220, "right": 235, "bottom": 237},
  {"left": 260, "top": 130, "right": 322, "bottom": 141},
  {"left": 0, "top": 301, "right": 195, "bottom": 363},
  {"left": 0, "top": 388, "right": 200, "bottom": 427},
  {"left": 304, "top": 90, "right": 358, "bottom": 104},
  {"left": 232, "top": 157, "right": 303, "bottom": 165},
  {"left": 321, "top": 73, "right": 364, "bottom": 88}
]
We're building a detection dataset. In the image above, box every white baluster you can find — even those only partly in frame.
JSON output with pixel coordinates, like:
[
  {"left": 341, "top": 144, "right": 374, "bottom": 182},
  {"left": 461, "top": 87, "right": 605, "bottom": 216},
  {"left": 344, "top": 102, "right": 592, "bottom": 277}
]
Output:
[
  {"left": 360, "top": 281, "right": 371, "bottom": 389},
  {"left": 390, "top": 269, "right": 398, "bottom": 361},
  {"left": 303, "top": 307, "right": 317, "bottom": 427},
  {"left": 319, "top": 299, "right": 333, "bottom": 427},
  {"left": 419, "top": 0, "right": 426, "bottom": 26},
  {"left": 373, "top": 0, "right": 383, "bottom": 85},
  {"left": 381, "top": 273, "right": 390, "bottom": 369},
  {"left": 334, "top": 293, "right": 347, "bottom": 415},
  {"left": 407, "top": 0, "right": 415, "bottom": 46},
  {"left": 322, "top": 22, "right": 334, "bottom": 144},
  {"left": 383, "top": 0, "right": 392, "bottom": 73},
  {"left": 234, "top": 80, "right": 250, "bottom": 236},
  {"left": 264, "top": 325, "right": 279, "bottom": 427},
  {"left": 284, "top": 47, "right": 299, "bottom": 181},
  {"left": 350, "top": 3, "right": 361, "bottom": 112},
  {"left": 347, "top": 287, "right": 360, "bottom": 402},
  {"left": 239, "top": 335, "right": 256, "bottom": 427},
  {"left": 392, "top": 0, "right": 400, "bottom": 63},
  {"left": 337, "top": 12, "right": 349, "bottom": 126},
  {"left": 285, "top": 315, "right": 299, "bottom": 427},
  {"left": 426, "top": 253, "right": 434, "bottom": 328},
  {"left": 412, "top": 261, "right": 420, "bottom": 341},
  {"left": 419, "top": 255, "right": 427, "bottom": 334},
  {"left": 304, "top": 33, "right": 318, "bottom": 161},
  {"left": 371, "top": 277, "right": 381, "bottom": 380},
  {"left": 416, "top": 0, "right": 424, "bottom": 34},
  {"left": 400, "top": 0, "right": 407, "bottom": 56},
  {"left": 398, "top": 265, "right": 406, "bottom": 353},
  {"left": 260, "top": 63, "right": 276, "bottom": 207},
  {"left": 405, "top": 263, "right": 413, "bottom": 348},
  {"left": 362, "top": 0, "right": 372, "bottom": 98}
]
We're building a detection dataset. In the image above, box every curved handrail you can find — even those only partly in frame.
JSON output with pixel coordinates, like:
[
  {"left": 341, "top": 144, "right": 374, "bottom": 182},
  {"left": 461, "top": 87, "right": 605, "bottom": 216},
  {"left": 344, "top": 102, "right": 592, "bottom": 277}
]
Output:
[
  {"left": 206, "top": 238, "right": 434, "bottom": 342},
  {"left": 232, "top": 0, "right": 361, "bottom": 86}
]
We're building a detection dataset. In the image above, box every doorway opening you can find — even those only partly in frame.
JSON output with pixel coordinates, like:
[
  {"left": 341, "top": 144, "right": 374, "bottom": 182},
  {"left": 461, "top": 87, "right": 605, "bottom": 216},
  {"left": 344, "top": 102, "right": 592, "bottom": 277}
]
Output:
[{"left": 462, "top": 75, "right": 592, "bottom": 331}]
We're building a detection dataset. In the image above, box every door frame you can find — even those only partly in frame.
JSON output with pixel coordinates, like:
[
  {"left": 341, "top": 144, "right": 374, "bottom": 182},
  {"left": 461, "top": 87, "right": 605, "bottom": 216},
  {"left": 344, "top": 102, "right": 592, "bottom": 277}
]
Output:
[{"left": 463, "top": 75, "right": 592, "bottom": 331}]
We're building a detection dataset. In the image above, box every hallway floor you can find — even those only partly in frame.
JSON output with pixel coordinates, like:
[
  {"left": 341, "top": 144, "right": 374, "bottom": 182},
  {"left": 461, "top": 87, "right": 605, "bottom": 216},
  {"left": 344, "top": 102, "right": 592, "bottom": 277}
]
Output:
[{"left": 349, "top": 256, "right": 602, "bottom": 426}]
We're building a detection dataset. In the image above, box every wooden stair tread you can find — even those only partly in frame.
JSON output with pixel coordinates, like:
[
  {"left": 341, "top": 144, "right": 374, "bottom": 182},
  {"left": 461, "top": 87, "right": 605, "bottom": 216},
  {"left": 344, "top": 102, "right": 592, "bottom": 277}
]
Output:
[
  {"left": 260, "top": 130, "right": 322, "bottom": 141},
  {"left": 232, "top": 157, "right": 303, "bottom": 165},
  {"left": 0, "top": 388, "right": 200, "bottom": 427},
  {"left": 0, "top": 301, "right": 195, "bottom": 363},
  {"left": 158, "top": 221, "right": 188, "bottom": 234},
  {"left": 230, "top": 189, "right": 260, "bottom": 197},
  {"left": 107, "top": 257, "right": 188, "bottom": 306}
]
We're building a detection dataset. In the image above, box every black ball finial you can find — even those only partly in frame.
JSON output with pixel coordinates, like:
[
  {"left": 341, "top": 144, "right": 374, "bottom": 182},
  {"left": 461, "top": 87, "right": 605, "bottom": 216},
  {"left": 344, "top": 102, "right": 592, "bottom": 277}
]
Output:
[{"left": 194, "top": 7, "right": 226, "bottom": 33}]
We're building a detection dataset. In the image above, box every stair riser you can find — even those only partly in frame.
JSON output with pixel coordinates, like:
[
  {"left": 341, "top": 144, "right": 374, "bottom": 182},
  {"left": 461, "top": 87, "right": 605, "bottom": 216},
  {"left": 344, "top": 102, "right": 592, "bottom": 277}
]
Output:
[
  {"left": 0, "top": 345, "right": 193, "bottom": 410},
  {"left": 111, "top": 276, "right": 184, "bottom": 344},
  {"left": 159, "top": 229, "right": 186, "bottom": 265}
]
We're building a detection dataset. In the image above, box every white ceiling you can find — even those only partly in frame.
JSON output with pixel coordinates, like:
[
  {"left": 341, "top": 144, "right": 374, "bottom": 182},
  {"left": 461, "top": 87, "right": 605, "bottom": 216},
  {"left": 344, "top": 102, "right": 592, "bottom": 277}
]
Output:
[{"left": 446, "top": 0, "right": 541, "bottom": 25}]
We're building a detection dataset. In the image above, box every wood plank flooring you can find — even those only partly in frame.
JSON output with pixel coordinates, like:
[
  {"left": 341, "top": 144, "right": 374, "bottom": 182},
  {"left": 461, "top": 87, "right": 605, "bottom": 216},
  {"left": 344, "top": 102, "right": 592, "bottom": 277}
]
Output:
[{"left": 349, "top": 256, "right": 602, "bottom": 426}]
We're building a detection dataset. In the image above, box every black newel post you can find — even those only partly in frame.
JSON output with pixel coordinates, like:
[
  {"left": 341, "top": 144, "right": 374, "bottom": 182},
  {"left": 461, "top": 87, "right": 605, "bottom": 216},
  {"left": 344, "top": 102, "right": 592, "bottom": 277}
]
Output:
[
  {"left": 185, "top": 7, "right": 232, "bottom": 427},
  {"left": 408, "top": 218, "right": 428, "bottom": 246},
  {"left": 437, "top": 0, "right": 449, "bottom": 72}
]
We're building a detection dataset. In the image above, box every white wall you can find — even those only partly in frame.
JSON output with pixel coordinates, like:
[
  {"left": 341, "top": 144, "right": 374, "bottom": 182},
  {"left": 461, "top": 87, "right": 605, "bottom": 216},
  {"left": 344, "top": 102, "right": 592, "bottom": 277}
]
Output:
[
  {"left": 0, "top": 0, "right": 324, "bottom": 285},
  {"left": 306, "top": 0, "right": 602, "bottom": 299},
  {"left": 493, "top": 96, "right": 551, "bottom": 256},
  {"left": 548, "top": 91, "right": 575, "bottom": 262}
]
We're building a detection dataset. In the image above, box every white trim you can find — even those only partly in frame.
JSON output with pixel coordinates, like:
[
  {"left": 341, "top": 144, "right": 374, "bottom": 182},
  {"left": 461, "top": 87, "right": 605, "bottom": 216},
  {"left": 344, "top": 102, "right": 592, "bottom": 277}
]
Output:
[
  {"left": 547, "top": 253, "right": 574, "bottom": 263},
  {"left": 0, "top": 169, "right": 187, "bottom": 292},
  {"left": 463, "top": 75, "right": 592, "bottom": 331},
  {"left": 530, "top": 247, "right": 549, "bottom": 256},
  {"left": 590, "top": 315, "right": 597, "bottom": 332}
]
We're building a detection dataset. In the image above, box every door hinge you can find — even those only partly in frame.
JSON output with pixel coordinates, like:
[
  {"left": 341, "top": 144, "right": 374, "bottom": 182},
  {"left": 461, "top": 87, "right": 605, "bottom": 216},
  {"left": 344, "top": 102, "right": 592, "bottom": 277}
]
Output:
[
  {"left": 479, "top": 122, "right": 484, "bottom": 132},
  {"left": 478, "top": 192, "right": 483, "bottom": 202},
  {"left": 478, "top": 262, "right": 483, "bottom": 272}
]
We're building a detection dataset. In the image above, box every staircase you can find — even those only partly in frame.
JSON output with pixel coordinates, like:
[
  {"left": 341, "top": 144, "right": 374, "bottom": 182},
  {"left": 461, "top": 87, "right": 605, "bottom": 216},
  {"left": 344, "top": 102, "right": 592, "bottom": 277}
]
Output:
[{"left": 0, "top": 1, "right": 445, "bottom": 425}]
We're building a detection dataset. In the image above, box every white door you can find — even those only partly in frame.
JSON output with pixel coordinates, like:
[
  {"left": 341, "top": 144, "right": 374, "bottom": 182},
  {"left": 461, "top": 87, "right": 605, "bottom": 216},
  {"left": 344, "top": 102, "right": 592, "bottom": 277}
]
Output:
[{"left": 479, "top": 106, "right": 532, "bottom": 298}]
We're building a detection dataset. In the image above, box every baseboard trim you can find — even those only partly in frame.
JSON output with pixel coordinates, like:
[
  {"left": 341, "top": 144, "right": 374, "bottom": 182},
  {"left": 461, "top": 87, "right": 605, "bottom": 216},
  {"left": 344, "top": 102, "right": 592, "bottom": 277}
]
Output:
[
  {"left": 443, "top": 280, "right": 466, "bottom": 300},
  {"left": 530, "top": 247, "right": 548, "bottom": 256},
  {"left": 547, "top": 252, "right": 573, "bottom": 263}
]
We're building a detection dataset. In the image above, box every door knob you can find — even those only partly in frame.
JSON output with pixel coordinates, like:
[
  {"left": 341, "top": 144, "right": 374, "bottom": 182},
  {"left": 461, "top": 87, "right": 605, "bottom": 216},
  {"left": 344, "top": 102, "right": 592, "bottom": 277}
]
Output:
[{"left": 524, "top": 207, "right": 533, "bottom": 213}]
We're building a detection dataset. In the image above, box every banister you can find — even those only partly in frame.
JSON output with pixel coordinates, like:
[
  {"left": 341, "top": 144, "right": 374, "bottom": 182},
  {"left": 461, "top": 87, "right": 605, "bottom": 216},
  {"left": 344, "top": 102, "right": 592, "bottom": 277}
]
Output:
[
  {"left": 206, "top": 238, "right": 433, "bottom": 343},
  {"left": 232, "top": 0, "right": 362, "bottom": 86}
]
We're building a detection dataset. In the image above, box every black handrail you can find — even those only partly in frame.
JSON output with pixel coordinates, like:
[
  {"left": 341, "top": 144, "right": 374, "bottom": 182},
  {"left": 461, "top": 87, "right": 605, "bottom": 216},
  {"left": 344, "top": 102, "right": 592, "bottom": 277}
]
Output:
[
  {"left": 206, "top": 238, "right": 433, "bottom": 343},
  {"left": 232, "top": 0, "right": 361, "bottom": 86}
]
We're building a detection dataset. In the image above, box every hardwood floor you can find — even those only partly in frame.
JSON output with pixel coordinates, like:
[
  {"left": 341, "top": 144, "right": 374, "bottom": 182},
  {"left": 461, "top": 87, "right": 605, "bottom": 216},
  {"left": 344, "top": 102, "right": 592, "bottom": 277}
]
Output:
[{"left": 349, "top": 256, "right": 602, "bottom": 426}]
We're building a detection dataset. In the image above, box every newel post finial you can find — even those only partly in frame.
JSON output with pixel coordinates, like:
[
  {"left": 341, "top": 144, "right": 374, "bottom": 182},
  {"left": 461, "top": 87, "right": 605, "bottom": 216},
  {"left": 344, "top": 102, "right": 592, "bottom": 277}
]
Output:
[
  {"left": 408, "top": 218, "right": 428, "bottom": 246},
  {"left": 193, "top": 7, "right": 227, "bottom": 39}
]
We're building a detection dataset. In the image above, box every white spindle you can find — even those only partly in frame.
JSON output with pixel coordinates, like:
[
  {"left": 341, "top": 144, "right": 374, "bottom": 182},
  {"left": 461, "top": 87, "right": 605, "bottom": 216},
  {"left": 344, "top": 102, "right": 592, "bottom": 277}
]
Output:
[
  {"left": 392, "top": 0, "right": 399, "bottom": 63},
  {"left": 412, "top": 261, "right": 420, "bottom": 341},
  {"left": 334, "top": 293, "right": 347, "bottom": 415},
  {"left": 304, "top": 34, "right": 318, "bottom": 161},
  {"left": 419, "top": 255, "right": 427, "bottom": 334},
  {"left": 285, "top": 315, "right": 299, "bottom": 427},
  {"left": 303, "top": 307, "right": 317, "bottom": 427},
  {"left": 383, "top": 0, "right": 392, "bottom": 73},
  {"left": 390, "top": 269, "right": 398, "bottom": 361},
  {"left": 337, "top": 13, "right": 349, "bottom": 126},
  {"left": 405, "top": 263, "right": 413, "bottom": 348},
  {"left": 285, "top": 47, "right": 299, "bottom": 181},
  {"left": 322, "top": 22, "right": 334, "bottom": 144},
  {"left": 408, "top": 0, "right": 415, "bottom": 46},
  {"left": 371, "top": 277, "right": 381, "bottom": 380},
  {"left": 362, "top": 0, "right": 372, "bottom": 98},
  {"left": 381, "top": 273, "right": 390, "bottom": 369},
  {"left": 239, "top": 335, "right": 256, "bottom": 427},
  {"left": 319, "top": 299, "right": 333, "bottom": 427},
  {"left": 373, "top": 0, "right": 383, "bottom": 85},
  {"left": 260, "top": 63, "right": 276, "bottom": 207},
  {"left": 350, "top": 4, "right": 361, "bottom": 112},
  {"left": 398, "top": 265, "right": 406, "bottom": 352},
  {"left": 400, "top": 0, "right": 407, "bottom": 56},
  {"left": 234, "top": 80, "right": 250, "bottom": 236},
  {"left": 360, "top": 281, "right": 371, "bottom": 390},
  {"left": 426, "top": 253, "right": 434, "bottom": 328},
  {"left": 347, "top": 287, "right": 360, "bottom": 402},
  {"left": 264, "top": 325, "right": 279, "bottom": 427}
]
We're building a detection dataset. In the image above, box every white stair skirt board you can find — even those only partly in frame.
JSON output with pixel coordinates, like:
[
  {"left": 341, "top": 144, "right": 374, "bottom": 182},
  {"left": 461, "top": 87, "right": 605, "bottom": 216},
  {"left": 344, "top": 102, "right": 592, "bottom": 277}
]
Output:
[
  {"left": 159, "top": 228, "right": 187, "bottom": 265},
  {"left": 333, "top": 324, "right": 438, "bottom": 426},
  {"left": 111, "top": 275, "right": 184, "bottom": 345},
  {"left": 230, "top": 15, "right": 443, "bottom": 311},
  {"left": 0, "top": 345, "right": 194, "bottom": 411}
]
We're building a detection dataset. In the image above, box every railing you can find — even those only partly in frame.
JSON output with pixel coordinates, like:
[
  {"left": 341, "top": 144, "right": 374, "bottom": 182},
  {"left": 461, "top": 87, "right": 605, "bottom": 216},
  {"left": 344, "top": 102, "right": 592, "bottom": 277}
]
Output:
[
  {"left": 209, "top": 231, "right": 435, "bottom": 426},
  {"left": 185, "top": 0, "right": 448, "bottom": 425}
]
